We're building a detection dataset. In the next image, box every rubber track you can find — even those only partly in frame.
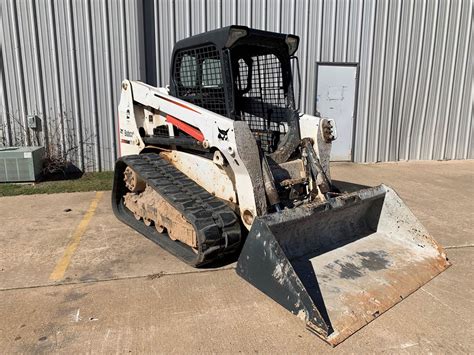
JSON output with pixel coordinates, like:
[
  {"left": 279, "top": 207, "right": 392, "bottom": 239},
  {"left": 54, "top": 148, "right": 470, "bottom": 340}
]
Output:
[{"left": 112, "top": 153, "right": 242, "bottom": 267}]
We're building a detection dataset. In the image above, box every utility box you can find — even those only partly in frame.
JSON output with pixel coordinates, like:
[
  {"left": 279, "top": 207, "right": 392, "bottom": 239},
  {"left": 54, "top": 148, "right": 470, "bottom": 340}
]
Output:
[{"left": 0, "top": 146, "right": 44, "bottom": 182}]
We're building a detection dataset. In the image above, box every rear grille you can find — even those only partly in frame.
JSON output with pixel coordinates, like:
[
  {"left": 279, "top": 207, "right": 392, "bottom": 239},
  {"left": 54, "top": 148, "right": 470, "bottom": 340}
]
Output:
[{"left": 153, "top": 125, "right": 171, "bottom": 137}]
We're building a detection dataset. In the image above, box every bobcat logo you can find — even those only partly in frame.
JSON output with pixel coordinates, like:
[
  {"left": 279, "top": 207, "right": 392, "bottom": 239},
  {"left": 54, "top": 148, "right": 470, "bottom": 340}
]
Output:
[{"left": 218, "top": 127, "right": 229, "bottom": 141}]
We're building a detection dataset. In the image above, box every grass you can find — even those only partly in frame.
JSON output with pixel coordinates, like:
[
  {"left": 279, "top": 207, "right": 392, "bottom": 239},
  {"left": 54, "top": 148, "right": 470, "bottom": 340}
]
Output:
[{"left": 0, "top": 171, "right": 114, "bottom": 197}]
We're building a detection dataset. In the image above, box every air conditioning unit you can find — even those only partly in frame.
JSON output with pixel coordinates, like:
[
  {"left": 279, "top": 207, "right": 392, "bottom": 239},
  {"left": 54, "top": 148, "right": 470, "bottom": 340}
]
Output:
[{"left": 0, "top": 146, "right": 44, "bottom": 182}]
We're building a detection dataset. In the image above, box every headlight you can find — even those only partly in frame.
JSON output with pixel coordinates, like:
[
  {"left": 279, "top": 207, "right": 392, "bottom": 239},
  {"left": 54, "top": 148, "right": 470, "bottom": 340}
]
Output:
[
  {"left": 226, "top": 27, "right": 248, "bottom": 47},
  {"left": 285, "top": 35, "right": 299, "bottom": 55}
]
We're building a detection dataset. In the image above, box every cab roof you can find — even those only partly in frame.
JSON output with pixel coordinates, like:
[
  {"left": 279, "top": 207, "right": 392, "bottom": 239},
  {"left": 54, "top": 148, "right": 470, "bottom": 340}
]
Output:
[{"left": 172, "top": 25, "right": 299, "bottom": 54}]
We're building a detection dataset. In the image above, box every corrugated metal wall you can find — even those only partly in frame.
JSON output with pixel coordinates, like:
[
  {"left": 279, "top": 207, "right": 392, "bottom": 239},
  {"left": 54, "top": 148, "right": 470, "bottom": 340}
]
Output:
[
  {"left": 1, "top": 0, "right": 472, "bottom": 170},
  {"left": 145, "top": 0, "right": 473, "bottom": 162},
  {"left": 0, "top": 0, "right": 145, "bottom": 171}
]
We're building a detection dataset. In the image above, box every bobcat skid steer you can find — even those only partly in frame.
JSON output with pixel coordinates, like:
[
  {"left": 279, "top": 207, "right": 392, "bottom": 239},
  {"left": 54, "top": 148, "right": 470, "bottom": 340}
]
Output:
[{"left": 112, "top": 26, "right": 449, "bottom": 345}]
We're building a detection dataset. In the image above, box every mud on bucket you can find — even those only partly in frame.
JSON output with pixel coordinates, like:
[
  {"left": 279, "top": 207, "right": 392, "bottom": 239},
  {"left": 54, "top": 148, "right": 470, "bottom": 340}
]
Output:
[{"left": 236, "top": 184, "right": 449, "bottom": 346}]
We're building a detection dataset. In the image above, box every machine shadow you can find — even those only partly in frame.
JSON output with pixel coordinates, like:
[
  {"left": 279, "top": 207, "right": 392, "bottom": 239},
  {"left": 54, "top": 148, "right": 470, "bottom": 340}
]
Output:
[
  {"left": 287, "top": 220, "right": 379, "bottom": 335},
  {"left": 282, "top": 192, "right": 385, "bottom": 334},
  {"left": 291, "top": 257, "right": 334, "bottom": 333},
  {"left": 332, "top": 180, "right": 371, "bottom": 193},
  {"left": 203, "top": 180, "right": 375, "bottom": 270}
]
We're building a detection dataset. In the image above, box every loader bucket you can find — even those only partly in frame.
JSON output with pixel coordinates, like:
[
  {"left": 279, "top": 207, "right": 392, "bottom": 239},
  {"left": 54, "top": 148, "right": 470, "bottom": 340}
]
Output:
[{"left": 236, "top": 184, "right": 449, "bottom": 346}]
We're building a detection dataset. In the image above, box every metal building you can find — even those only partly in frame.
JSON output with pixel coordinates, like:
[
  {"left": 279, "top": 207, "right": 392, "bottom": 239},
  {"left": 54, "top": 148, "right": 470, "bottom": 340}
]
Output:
[{"left": 1, "top": 0, "right": 472, "bottom": 171}]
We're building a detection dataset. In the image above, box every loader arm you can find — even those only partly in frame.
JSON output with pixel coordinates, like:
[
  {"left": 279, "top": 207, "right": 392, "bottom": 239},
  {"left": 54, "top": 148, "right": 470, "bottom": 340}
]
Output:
[
  {"left": 118, "top": 79, "right": 334, "bottom": 228},
  {"left": 118, "top": 80, "right": 261, "bottom": 228}
]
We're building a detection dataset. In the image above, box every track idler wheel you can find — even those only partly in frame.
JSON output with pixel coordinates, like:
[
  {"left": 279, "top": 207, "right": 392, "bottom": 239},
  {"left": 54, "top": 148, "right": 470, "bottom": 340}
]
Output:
[{"left": 124, "top": 166, "right": 146, "bottom": 192}]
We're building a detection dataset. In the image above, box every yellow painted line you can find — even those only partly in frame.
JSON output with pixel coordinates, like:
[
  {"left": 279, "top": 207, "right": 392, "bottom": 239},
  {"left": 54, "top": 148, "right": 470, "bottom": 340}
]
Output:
[{"left": 49, "top": 191, "right": 104, "bottom": 281}]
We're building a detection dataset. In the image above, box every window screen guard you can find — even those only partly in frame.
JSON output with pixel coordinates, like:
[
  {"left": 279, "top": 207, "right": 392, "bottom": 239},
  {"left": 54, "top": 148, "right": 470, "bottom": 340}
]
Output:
[
  {"left": 174, "top": 45, "right": 227, "bottom": 116},
  {"left": 173, "top": 45, "right": 296, "bottom": 156},
  {"left": 234, "top": 53, "right": 290, "bottom": 154}
]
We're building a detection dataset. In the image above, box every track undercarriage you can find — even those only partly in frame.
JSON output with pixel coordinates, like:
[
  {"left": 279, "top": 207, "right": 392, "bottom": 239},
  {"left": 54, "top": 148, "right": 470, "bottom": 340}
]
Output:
[
  {"left": 124, "top": 182, "right": 198, "bottom": 250},
  {"left": 112, "top": 153, "right": 242, "bottom": 266}
]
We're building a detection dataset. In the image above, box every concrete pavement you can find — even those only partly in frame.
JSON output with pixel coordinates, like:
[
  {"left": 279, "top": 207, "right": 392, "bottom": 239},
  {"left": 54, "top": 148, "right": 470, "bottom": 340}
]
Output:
[{"left": 0, "top": 160, "right": 473, "bottom": 353}]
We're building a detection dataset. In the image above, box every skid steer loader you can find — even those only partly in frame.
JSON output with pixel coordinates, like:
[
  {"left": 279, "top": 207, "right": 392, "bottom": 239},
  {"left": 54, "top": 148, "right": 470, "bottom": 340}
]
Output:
[{"left": 112, "top": 26, "right": 449, "bottom": 345}]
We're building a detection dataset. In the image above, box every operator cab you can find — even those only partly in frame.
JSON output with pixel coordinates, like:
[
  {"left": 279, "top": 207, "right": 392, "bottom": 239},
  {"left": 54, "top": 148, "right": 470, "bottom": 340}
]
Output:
[{"left": 169, "top": 26, "right": 300, "bottom": 159}]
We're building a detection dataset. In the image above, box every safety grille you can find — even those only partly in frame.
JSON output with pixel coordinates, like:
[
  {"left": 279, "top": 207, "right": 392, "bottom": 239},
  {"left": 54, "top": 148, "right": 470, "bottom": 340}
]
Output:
[
  {"left": 174, "top": 45, "right": 227, "bottom": 116},
  {"left": 153, "top": 125, "right": 170, "bottom": 137},
  {"left": 235, "top": 54, "right": 288, "bottom": 153}
]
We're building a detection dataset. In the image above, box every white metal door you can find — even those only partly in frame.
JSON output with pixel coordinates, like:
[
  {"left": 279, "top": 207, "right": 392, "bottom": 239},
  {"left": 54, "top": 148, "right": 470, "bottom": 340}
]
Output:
[{"left": 316, "top": 64, "right": 358, "bottom": 161}]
